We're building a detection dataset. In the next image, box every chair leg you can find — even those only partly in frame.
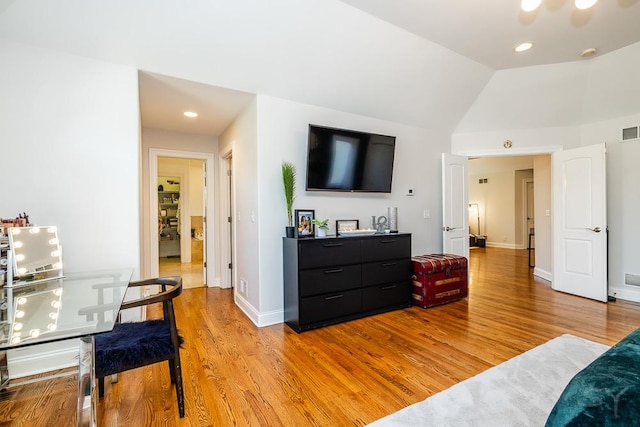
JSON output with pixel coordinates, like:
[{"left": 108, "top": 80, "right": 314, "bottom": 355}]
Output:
[
  {"left": 173, "top": 355, "right": 185, "bottom": 417},
  {"left": 168, "top": 359, "right": 175, "bottom": 384}
]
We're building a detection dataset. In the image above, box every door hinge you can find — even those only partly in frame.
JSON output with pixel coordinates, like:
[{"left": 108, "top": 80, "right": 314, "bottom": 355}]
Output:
[
  {"left": 204, "top": 262, "right": 207, "bottom": 268},
  {"left": 228, "top": 263, "right": 232, "bottom": 269},
  {"left": 228, "top": 216, "right": 232, "bottom": 223}
]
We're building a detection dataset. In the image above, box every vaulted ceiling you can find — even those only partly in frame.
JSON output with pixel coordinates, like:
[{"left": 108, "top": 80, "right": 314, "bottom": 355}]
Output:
[{"left": 1, "top": 0, "right": 638, "bottom": 136}]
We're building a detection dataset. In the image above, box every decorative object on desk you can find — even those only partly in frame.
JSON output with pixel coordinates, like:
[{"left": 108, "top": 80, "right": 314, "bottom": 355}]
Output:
[
  {"left": 388, "top": 207, "right": 398, "bottom": 232},
  {"left": 295, "top": 209, "right": 314, "bottom": 237},
  {"left": 336, "top": 219, "right": 359, "bottom": 233},
  {"left": 338, "top": 229, "right": 377, "bottom": 237},
  {"left": 311, "top": 218, "right": 329, "bottom": 237},
  {"left": 281, "top": 161, "right": 296, "bottom": 238},
  {"left": 372, "top": 215, "right": 388, "bottom": 233}
]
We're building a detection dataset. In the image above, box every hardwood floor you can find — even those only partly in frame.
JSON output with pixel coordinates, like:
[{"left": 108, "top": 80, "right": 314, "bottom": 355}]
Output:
[
  {"left": 159, "top": 257, "right": 204, "bottom": 290},
  {"left": 2, "top": 248, "right": 640, "bottom": 426}
]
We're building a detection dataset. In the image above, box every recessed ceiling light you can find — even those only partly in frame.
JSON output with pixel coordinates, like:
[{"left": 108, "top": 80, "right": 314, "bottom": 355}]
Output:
[
  {"left": 575, "top": 0, "right": 598, "bottom": 10},
  {"left": 184, "top": 111, "right": 198, "bottom": 118},
  {"left": 515, "top": 42, "right": 534, "bottom": 53},
  {"left": 580, "top": 47, "right": 598, "bottom": 58},
  {"left": 521, "top": 0, "right": 542, "bottom": 12}
]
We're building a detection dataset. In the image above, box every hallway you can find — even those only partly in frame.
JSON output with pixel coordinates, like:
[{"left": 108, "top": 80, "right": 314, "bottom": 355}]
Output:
[{"left": 159, "top": 257, "right": 204, "bottom": 289}]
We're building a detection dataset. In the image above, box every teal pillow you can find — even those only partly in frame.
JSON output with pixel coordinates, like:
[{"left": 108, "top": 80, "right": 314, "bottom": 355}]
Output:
[{"left": 546, "top": 328, "right": 640, "bottom": 426}]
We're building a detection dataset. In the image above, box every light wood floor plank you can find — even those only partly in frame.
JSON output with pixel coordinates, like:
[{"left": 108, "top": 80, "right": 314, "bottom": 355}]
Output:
[{"left": 2, "top": 247, "right": 640, "bottom": 425}]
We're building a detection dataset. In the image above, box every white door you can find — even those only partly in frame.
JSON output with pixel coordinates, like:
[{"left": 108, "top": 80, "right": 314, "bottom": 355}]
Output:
[
  {"left": 552, "top": 143, "right": 607, "bottom": 302},
  {"left": 442, "top": 153, "right": 469, "bottom": 259}
]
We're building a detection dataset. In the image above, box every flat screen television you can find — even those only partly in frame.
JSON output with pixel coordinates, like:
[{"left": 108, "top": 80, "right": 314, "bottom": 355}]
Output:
[{"left": 306, "top": 124, "right": 396, "bottom": 193}]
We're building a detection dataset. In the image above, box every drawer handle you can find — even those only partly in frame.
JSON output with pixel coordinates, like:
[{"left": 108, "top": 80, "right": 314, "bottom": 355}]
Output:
[
  {"left": 324, "top": 268, "right": 344, "bottom": 274},
  {"left": 380, "top": 239, "right": 397, "bottom": 244},
  {"left": 381, "top": 285, "right": 397, "bottom": 290},
  {"left": 324, "top": 294, "right": 344, "bottom": 300},
  {"left": 381, "top": 262, "right": 397, "bottom": 268},
  {"left": 322, "top": 243, "right": 344, "bottom": 248}
]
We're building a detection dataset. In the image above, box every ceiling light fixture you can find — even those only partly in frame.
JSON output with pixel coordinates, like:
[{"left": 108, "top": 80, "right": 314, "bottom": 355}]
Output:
[
  {"left": 184, "top": 111, "right": 198, "bottom": 118},
  {"left": 515, "top": 42, "right": 534, "bottom": 53},
  {"left": 521, "top": 0, "right": 598, "bottom": 11},
  {"left": 521, "top": 0, "right": 542, "bottom": 12},
  {"left": 580, "top": 47, "right": 598, "bottom": 58},
  {"left": 575, "top": 0, "right": 598, "bottom": 10}
]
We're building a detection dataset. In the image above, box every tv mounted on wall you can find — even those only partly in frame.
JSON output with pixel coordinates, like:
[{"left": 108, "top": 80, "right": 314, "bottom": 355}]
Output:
[{"left": 305, "top": 124, "right": 396, "bottom": 193}]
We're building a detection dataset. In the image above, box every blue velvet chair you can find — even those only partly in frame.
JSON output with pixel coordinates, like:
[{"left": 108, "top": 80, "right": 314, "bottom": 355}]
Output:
[{"left": 95, "top": 276, "right": 185, "bottom": 417}]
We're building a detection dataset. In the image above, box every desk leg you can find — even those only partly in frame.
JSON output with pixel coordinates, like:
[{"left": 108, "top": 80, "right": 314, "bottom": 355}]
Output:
[{"left": 78, "top": 336, "right": 96, "bottom": 427}]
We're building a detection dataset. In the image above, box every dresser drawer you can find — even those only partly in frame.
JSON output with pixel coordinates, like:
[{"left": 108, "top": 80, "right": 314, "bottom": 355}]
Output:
[
  {"left": 362, "top": 281, "right": 411, "bottom": 312},
  {"left": 298, "top": 239, "right": 361, "bottom": 269},
  {"left": 362, "top": 235, "right": 411, "bottom": 262},
  {"left": 299, "top": 289, "right": 362, "bottom": 325},
  {"left": 299, "top": 264, "right": 361, "bottom": 297},
  {"left": 362, "top": 258, "right": 411, "bottom": 286}
]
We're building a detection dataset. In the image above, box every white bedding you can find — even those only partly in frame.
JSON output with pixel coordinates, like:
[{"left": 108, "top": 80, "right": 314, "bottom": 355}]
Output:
[{"left": 368, "top": 334, "right": 609, "bottom": 427}]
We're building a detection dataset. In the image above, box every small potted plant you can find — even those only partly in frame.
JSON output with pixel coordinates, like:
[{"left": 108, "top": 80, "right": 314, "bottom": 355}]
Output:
[
  {"left": 281, "top": 161, "right": 296, "bottom": 237},
  {"left": 311, "top": 218, "right": 329, "bottom": 237}
]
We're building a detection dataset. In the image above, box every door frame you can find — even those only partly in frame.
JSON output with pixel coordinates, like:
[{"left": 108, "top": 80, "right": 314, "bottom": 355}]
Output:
[
  {"left": 219, "top": 145, "right": 235, "bottom": 289},
  {"left": 454, "top": 145, "right": 563, "bottom": 275},
  {"left": 522, "top": 178, "right": 534, "bottom": 250},
  {"left": 148, "top": 148, "right": 216, "bottom": 286}
]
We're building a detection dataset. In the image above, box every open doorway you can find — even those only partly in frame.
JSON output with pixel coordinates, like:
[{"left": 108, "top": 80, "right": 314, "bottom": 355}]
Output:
[
  {"left": 148, "top": 148, "right": 216, "bottom": 289},
  {"left": 157, "top": 159, "right": 205, "bottom": 289},
  {"left": 465, "top": 154, "right": 551, "bottom": 281}
]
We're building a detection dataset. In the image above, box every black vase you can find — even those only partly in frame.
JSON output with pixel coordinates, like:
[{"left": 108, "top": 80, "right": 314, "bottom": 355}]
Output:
[{"left": 285, "top": 226, "right": 295, "bottom": 238}]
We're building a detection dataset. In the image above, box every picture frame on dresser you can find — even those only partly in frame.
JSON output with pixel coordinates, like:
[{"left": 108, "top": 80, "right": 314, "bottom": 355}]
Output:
[
  {"left": 336, "top": 219, "right": 359, "bottom": 232},
  {"left": 295, "top": 209, "right": 315, "bottom": 237}
]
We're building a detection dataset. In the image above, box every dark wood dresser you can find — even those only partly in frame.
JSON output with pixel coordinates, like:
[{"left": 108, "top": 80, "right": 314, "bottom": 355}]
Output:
[{"left": 283, "top": 233, "right": 412, "bottom": 332}]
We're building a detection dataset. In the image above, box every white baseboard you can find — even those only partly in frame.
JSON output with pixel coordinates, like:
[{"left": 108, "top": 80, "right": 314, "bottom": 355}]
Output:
[
  {"left": 8, "top": 340, "right": 78, "bottom": 379},
  {"left": 233, "top": 291, "right": 283, "bottom": 327},
  {"left": 534, "top": 267, "right": 552, "bottom": 282},
  {"left": 486, "top": 242, "right": 518, "bottom": 249},
  {"left": 609, "top": 284, "right": 640, "bottom": 303}
]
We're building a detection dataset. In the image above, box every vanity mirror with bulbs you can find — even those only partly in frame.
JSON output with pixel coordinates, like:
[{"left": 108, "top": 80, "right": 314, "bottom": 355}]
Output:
[
  {"left": 6, "top": 226, "right": 63, "bottom": 287},
  {"left": 0, "top": 225, "right": 63, "bottom": 389}
]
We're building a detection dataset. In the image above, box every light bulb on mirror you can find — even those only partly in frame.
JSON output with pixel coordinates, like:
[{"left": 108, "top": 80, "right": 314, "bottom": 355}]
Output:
[
  {"left": 521, "top": 0, "right": 542, "bottom": 12},
  {"left": 575, "top": 0, "right": 597, "bottom": 9}
]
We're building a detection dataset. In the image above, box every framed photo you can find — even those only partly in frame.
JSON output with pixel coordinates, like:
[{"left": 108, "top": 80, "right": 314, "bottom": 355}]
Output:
[
  {"left": 295, "top": 209, "right": 315, "bottom": 237},
  {"left": 336, "top": 219, "right": 359, "bottom": 232}
]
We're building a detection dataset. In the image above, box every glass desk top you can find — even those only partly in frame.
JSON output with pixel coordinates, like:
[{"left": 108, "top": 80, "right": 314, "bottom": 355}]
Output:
[{"left": 0, "top": 268, "right": 133, "bottom": 350}]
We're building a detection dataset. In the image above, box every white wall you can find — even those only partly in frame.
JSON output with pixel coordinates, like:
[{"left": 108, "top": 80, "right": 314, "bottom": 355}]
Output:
[
  {"left": 219, "top": 99, "right": 259, "bottom": 320},
  {"left": 468, "top": 157, "right": 534, "bottom": 249},
  {"left": 605, "top": 140, "right": 640, "bottom": 301},
  {"left": 0, "top": 40, "right": 140, "bottom": 376},
  {"left": 230, "top": 95, "right": 448, "bottom": 325},
  {"left": 533, "top": 156, "right": 552, "bottom": 281}
]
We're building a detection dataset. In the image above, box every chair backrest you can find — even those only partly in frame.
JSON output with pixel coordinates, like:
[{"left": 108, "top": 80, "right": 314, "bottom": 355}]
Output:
[{"left": 120, "top": 276, "right": 182, "bottom": 311}]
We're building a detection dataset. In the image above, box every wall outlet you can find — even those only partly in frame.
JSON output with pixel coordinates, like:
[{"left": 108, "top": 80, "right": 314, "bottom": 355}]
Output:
[{"left": 240, "top": 278, "right": 248, "bottom": 296}]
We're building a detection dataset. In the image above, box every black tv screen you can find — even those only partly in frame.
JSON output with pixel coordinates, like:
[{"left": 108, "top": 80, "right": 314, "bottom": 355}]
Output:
[{"left": 306, "top": 125, "right": 396, "bottom": 193}]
